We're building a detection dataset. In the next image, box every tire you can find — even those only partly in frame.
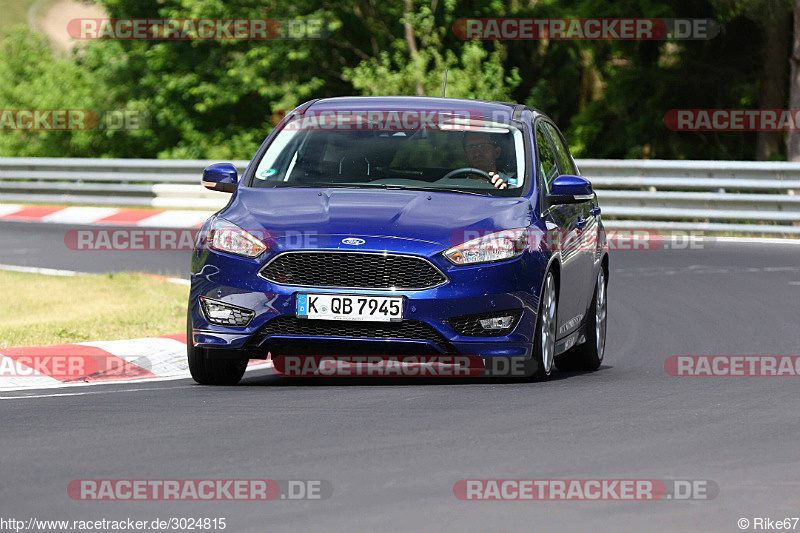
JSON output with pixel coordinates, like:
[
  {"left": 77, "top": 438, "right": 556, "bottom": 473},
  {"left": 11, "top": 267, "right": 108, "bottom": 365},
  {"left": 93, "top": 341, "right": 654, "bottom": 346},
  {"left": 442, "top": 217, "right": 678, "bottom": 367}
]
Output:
[
  {"left": 187, "top": 312, "right": 248, "bottom": 385},
  {"left": 556, "top": 267, "right": 607, "bottom": 372},
  {"left": 530, "top": 271, "right": 558, "bottom": 382}
]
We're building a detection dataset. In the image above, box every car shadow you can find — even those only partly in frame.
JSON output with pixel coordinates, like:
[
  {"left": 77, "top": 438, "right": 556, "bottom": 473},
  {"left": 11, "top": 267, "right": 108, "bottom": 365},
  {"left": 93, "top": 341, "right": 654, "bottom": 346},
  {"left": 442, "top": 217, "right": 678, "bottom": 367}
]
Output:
[{"left": 235, "top": 363, "right": 613, "bottom": 387}]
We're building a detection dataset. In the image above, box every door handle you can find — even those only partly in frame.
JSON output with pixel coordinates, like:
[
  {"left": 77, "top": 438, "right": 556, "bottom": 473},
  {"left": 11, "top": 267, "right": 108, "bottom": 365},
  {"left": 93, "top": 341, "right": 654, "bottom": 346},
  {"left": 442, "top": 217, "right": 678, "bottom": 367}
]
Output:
[
  {"left": 590, "top": 206, "right": 601, "bottom": 217},
  {"left": 576, "top": 217, "right": 587, "bottom": 229}
]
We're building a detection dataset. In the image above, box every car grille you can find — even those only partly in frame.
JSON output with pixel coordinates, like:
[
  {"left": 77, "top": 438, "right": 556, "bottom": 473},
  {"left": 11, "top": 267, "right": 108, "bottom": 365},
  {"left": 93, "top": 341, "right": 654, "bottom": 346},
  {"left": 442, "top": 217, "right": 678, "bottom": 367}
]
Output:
[
  {"left": 260, "top": 252, "right": 447, "bottom": 290},
  {"left": 246, "top": 316, "right": 454, "bottom": 353},
  {"left": 449, "top": 309, "right": 523, "bottom": 337}
]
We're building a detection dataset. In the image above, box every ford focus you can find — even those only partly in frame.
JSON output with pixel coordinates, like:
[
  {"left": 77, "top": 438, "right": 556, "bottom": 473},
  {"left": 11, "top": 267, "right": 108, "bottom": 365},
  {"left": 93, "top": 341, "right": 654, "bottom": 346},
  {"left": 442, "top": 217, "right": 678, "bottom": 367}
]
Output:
[{"left": 188, "top": 96, "right": 609, "bottom": 384}]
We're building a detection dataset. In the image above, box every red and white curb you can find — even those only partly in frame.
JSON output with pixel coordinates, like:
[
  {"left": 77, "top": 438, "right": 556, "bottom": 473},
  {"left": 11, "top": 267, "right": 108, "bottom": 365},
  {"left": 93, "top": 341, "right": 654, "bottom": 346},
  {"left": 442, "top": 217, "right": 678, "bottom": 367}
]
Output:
[
  {"left": 4, "top": 204, "right": 799, "bottom": 244},
  {"left": 0, "top": 204, "right": 216, "bottom": 228},
  {"left": 0, "top": 335, "right": 271, "bottom": 392}
]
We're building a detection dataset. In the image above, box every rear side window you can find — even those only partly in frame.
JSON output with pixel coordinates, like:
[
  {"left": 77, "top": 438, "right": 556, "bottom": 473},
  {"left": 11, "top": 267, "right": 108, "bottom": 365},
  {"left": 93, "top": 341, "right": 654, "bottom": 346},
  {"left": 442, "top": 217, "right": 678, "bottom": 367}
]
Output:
[
  {"left": 535, "top": 123, "right": 559, "bottom": 194},
  {"left": 543, "top": 122, "right": 577, "bottom": 175}
]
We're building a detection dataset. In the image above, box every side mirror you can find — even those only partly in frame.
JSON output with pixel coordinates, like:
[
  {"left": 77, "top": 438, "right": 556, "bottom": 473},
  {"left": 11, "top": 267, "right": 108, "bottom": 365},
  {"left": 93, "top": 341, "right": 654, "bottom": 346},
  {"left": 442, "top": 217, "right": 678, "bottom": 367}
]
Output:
[
  {"left": 202, "top": 163, "right": 238, "bottom": 193},
  {"left": 549, "top": 175, "right": 593, "bottom": 204}
]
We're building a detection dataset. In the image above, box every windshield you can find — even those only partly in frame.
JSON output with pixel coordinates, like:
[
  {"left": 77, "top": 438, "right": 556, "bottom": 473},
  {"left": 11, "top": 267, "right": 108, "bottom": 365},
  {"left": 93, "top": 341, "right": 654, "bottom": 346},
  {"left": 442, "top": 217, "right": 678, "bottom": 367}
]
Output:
[{"left": 249, "top": 111, "right": 527, "bottom": 196}]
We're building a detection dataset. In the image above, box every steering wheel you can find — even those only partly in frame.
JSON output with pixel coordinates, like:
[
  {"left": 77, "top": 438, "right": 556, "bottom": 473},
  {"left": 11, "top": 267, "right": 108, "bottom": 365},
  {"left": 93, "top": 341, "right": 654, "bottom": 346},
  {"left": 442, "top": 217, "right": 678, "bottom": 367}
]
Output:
[{"left": 440, "top": 167, "right": 494, "bottom": 183}]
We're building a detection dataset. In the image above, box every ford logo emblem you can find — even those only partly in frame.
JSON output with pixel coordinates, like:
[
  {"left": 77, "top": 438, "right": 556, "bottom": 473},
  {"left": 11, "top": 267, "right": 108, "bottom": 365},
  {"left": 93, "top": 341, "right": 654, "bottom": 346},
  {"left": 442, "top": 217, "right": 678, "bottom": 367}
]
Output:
[{"left": 341, "top": 238, "right": 365, "bottom": 245}]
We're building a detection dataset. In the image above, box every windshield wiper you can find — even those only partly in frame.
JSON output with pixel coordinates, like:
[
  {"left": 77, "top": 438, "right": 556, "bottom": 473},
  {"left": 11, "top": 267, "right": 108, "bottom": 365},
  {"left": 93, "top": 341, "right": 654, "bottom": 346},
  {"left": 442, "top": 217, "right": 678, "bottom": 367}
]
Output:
[
  {"left": 272, "top": 182, "right": 485, "bottom": 195},
  {"left": 363, "top": 183, "right": 484, "bottom": 196},
  {"left": 273, "top": 182, "right": 362, "bottom": 189}
]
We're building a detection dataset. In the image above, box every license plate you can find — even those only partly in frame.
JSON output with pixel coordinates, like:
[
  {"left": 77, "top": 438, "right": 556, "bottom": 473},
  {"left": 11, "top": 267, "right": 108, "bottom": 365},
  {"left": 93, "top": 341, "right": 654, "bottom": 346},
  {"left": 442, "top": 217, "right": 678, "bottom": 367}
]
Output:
[{"left": 297, "top": 294, "right": 403, "bottom": 322}]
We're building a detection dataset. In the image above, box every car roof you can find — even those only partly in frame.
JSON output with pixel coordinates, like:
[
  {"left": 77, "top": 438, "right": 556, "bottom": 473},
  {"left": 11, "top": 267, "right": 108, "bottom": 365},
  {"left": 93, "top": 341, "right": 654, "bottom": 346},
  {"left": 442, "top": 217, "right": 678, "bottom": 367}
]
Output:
[{"left": 307, "top": 96, "right": 545, "bottom": 122}]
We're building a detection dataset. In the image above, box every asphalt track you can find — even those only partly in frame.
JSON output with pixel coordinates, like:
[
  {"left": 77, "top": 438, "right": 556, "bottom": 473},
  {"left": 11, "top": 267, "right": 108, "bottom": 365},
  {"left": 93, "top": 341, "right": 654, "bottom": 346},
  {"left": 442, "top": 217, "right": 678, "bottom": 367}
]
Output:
[
  {"left": 0, "top": 221, "right": 190, "bottom": 278},
  {"left": 1, "top": 220, "right": 799, "bottom": 532}
]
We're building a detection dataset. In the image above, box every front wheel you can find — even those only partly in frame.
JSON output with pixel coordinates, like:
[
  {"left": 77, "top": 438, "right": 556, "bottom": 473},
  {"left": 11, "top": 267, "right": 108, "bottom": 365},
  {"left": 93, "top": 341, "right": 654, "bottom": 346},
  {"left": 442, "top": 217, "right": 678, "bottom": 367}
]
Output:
[
  {"left": 187, "top": 312, "right": 247, "bottom": 385},
  {"left": 530, "top": 271, "right": 558, "bottom": 381},
  {"left": 556, "top": 268, "right": 607, "bottom": 372}
]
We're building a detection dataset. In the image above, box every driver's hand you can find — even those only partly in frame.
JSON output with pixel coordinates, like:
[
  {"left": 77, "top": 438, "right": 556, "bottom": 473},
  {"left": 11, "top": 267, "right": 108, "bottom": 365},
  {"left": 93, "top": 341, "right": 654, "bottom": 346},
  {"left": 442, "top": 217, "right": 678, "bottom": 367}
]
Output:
[{"left": 489, "top": 172, "right": 508, "bottom": 189}]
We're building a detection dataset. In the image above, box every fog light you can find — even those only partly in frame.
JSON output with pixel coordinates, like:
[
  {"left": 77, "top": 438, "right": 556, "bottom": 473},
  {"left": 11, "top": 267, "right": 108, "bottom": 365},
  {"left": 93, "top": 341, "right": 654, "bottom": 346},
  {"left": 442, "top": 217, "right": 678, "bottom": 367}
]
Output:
[
  {"left": 479, "top": 316, "right": 516, "bottom": 330},
  {"left": 200, "top": 297, "right": 255, "bottom": 327},
  {"left": 208, "top": 308, "right": 232, "bottom": 320},
  {"left": 450, "top": 309, "right": 522, "bottom": 337}
]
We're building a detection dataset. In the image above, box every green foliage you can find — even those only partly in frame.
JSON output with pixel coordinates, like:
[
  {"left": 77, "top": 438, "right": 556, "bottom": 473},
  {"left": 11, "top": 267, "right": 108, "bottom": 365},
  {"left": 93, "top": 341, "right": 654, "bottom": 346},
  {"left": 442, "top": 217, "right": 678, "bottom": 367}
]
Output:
[
  {"left": 343, "top": 5, "right": 520, "bottom": 101},
  {"left": 0, "top": 0, "right": 793, "bottom": 160},
  {"left": 0, "top": 0, "right": 42, "bottom": 31}
]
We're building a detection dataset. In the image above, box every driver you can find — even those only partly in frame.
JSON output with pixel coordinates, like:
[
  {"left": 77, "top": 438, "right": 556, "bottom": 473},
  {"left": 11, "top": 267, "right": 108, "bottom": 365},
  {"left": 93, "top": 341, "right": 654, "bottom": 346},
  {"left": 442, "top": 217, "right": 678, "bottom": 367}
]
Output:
[{"left": 463, "top": 132, "right": 509, "bottom": 189}]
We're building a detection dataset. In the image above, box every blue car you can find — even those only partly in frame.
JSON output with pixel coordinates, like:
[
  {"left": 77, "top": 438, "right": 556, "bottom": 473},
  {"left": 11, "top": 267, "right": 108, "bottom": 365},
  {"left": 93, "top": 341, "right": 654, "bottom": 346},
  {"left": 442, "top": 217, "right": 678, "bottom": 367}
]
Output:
[{"left": 188, "top": 96, "right": 609, "bottom": 384}]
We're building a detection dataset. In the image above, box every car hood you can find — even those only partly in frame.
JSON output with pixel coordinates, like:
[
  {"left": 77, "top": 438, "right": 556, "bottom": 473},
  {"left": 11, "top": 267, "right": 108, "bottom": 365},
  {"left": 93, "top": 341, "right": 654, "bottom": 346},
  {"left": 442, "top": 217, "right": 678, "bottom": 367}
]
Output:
[{"left": 222, "top": 187, "right": 534, "bottom": 251}]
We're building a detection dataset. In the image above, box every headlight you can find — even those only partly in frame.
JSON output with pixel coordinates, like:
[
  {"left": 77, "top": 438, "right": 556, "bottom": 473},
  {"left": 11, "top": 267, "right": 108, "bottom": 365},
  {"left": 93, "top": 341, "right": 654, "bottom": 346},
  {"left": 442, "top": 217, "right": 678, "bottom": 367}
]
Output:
[
  {"left": 208, "top": 218, "right": 268, "bottom": 258},
  {"left": 444, "top": 228, "right": 528, "bottom": 265}
]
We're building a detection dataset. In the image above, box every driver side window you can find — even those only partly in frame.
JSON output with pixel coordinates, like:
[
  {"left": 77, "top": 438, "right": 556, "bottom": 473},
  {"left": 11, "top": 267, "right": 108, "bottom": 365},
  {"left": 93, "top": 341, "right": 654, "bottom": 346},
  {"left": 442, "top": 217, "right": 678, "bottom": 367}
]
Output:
[
  {"left": 543, "top": 122, "right": 577, "bottom": 176},
  {"left": 535, "top": 123, "right": 559, "bottom": 194}
]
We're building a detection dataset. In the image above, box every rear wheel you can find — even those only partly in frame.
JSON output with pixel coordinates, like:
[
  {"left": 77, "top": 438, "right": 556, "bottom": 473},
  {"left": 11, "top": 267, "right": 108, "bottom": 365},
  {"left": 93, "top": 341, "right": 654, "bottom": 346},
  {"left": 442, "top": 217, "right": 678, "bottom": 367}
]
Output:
[
  {"left": 187, "top": 312, "right": 247, "bottom": 385},
  {"left": 556, "top": 268, "right": 607, "bottom": 372},
  {"left": 530, "top": 271, "right": 557, "bottom": 381}
]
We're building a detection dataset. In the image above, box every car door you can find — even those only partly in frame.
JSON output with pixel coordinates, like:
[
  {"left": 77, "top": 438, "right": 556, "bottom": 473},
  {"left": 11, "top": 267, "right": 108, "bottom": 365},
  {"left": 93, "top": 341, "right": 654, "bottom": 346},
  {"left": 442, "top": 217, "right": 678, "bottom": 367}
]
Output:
[
  {"left": 542, "top": 121, "right": 597, "bottom": 323},
  {"left": 534, "top": 120, "right": 581, "bottom": 337}
]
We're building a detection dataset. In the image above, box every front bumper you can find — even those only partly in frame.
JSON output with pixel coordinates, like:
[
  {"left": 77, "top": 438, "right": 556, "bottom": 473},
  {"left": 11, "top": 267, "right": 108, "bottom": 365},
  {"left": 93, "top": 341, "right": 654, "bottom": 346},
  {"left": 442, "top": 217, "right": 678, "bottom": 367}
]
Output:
[{"left": 189, "top": 242, "right": 547, "bottom": 360}]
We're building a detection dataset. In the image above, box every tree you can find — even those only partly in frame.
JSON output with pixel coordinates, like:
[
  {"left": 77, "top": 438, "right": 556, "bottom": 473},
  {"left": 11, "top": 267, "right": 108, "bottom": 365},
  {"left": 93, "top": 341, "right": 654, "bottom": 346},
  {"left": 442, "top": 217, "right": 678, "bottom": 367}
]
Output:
[
  {"left": 343, "top": 3, "right": 520, "bottom": 101},
  {"left": 0, "top": 26, "right": 145, "bottom": 157},
  {"left": 0, "top": 0, "right": 794, "bottom": 161},
  {"left": 788, "top": 0, "right": 800, "bottom": 160},
  {"left": 712, "top": 0, "right": 793, "bottom": 160}
]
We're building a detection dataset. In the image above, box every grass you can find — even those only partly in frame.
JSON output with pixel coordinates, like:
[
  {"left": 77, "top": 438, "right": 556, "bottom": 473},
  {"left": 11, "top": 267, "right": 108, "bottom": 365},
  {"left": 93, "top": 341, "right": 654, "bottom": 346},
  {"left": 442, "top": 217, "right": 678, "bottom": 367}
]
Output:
[
  {"left": 0, "top": 0, "right": 57, "bottom": 32},
  {"left": 1, "top": 270, "right": 188, "bottom": 348},
  {"left": 0, "top": 0, "right": 37, "bottom": 30}
]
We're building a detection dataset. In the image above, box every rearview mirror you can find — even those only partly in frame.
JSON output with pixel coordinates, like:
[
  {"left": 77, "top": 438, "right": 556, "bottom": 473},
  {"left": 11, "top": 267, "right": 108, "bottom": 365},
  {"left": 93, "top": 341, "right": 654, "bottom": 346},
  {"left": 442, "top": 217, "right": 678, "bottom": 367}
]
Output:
[
  {"left": 202, "top": 163, "right": 238, "bottom": 193},
  {"left": 549, "top": 175, "right": 593, "bottom": 204}
]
